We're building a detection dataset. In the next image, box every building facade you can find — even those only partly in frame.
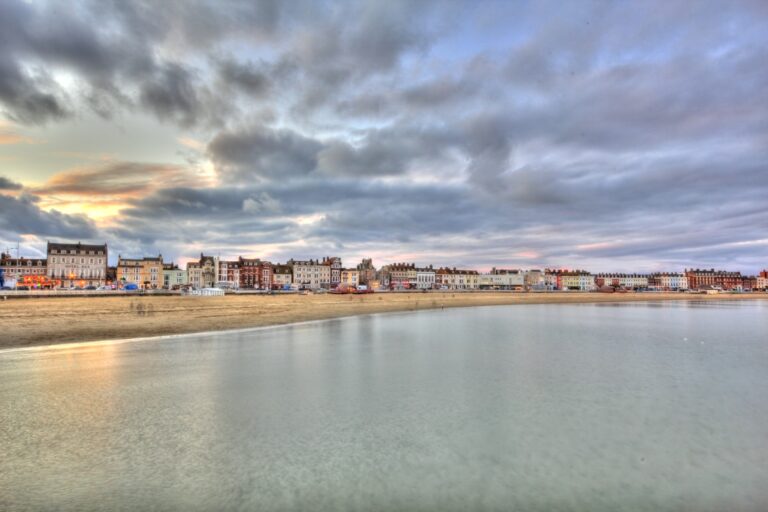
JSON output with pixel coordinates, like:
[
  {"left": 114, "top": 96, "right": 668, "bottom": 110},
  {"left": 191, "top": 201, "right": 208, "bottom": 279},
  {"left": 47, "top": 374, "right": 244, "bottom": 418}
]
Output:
[
  {"left": 289, "top": 259, "right": 331, "bottom": 289},
  {"left": 217, "top": 260, "right": 240, "bottom": 289},
  {"left": 163, "top": 264, "right": 188, "bottom": 289},
  {"left": 524, "top": 270, "right": 545, "bottom": 289},
  {"left": 47, "top": 241, "right": 108, "bottom": 288},
  {"left": 238, "top": 258, "right": 260, "bottom": 289},
  {"left": 0, "top": 253, "right": 48, "bottom": 288},
  {"left": 649, "top": 273, "right": 688, "bottom": 290},
  {"left": 356, "top": 258, "right": 377, "bottom": 285},
  {"left": 340, "top": 269, "right": 360, "bottom": 287},
  {"left": 384, "top": 263, "right": 417, "bottom": 289},
  {"left": 741, "top": 276, "right": 758, "bottom": 291},
  {"left": 415, "top": 267, "right": 436, "bottom": 289},
  {"left": 594, "top": 273, "right": 649, "bottom": 290},
  {"left": 435, "top": 268, "right": 480, "bottom": 289},
  {"left": 323, "top": 256, "right": 342, "bottom": 287},
  {"left": 117, "top": 255, "right": 164, "bottom": 289},
  {"left": 543, "top": 271, "right": 559, "bottom": 289},
  {"left": 238, "top": 257, "right": 273, "bottom": 290},
  {"left": 479, "top": 268, "right": 524, "bottom": 290},
  {"left": 272, "top": 264, "right": 293, "bottom": 289},
  {"left": 187, "top": 254, "right": 218, "bottom": 289},
  {"left": 685, "top": 269, "right": 743, "bottom": 291},
  {"left": 555, "top": 271, "right": 596, "bottom": 291}
]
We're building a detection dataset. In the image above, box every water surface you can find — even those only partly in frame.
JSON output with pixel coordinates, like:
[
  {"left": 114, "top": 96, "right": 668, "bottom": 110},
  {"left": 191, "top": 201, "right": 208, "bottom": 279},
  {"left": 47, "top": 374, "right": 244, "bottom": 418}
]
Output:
[{"left": 2, "top": 301, "right": 767, "bottom": 511}]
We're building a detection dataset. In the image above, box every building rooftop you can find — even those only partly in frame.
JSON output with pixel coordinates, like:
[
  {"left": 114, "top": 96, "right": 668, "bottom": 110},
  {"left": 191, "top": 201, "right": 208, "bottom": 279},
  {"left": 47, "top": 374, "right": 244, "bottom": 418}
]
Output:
[{"left": 47, "top": 241, "right": 107, "bottom": 253}]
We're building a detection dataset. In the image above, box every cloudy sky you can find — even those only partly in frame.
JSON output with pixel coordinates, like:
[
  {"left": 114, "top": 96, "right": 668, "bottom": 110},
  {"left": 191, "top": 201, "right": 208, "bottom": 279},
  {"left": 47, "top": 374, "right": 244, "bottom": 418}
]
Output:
[{"left": 1, "top": 0, "right": 766, "bottom": 272}]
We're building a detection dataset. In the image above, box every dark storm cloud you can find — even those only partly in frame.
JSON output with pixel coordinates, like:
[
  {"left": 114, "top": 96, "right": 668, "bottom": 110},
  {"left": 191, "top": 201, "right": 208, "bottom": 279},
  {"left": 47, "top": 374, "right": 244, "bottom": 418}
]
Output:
[
  {"left": 208, "top": 126, "right": 322, "bottom": 180},
  {"left": 139, "top": 64, "right": 205, "bottom": 127},
  {"left": 0, "top": 177, "right": 23, "bottom": 190},
  {"left": 207, "top": 121, "right": 462, "bottom": 180},
  {"left": 0, "top": 193, "right": 97, "bottom": 239},
  {"left": 215, "top": 58, "right": 272, "bottom": 97},
  {"left": 0, "top": 55, "right": 70, "bottom": 124},
  {"left": 317, "top": 132, "right": 425, "bottom": 177},
  {"left": 114, "top": 177, "right": 491, "bottom": 263},
  {"left": 0, "top": 0, "right": 285, "bottom": 127}
]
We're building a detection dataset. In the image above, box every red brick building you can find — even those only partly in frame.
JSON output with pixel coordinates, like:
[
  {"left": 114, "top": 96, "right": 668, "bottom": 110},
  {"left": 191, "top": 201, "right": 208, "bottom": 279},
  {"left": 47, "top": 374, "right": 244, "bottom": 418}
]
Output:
[
  {"left": 741, "top": 276, "right": 758, "bottom": 291},
  {"left": 685, "top": 269, "right": 742, "bottom": 290},
  {"left": 238, "top": 257, "right": 273, "bottom": 289}
]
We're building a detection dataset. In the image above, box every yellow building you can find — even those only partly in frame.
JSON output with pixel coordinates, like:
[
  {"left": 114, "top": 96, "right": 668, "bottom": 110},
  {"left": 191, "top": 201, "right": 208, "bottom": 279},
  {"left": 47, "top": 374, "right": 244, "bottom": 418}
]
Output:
[
  {"left": 435, "top": 268, "right": 479, "bottom": 290},
  {"left": 288, "top": 259, "right": 330, "bottom": 289},
  {"left": 117, "top": 254, "right": 164, "bottom": 289},
  {"left": 340, "top": 269, "right": 360, "bottom": 287},
  {"left": 559, "top": 272, "right": 596, "bottom": 291}
]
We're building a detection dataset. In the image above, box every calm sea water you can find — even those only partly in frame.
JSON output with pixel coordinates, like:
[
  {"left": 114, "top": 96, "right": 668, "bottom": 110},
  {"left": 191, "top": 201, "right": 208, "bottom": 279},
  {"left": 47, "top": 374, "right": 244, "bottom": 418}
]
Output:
[{"left": 2, "top": 301, "right": 767, "bottom": 511}]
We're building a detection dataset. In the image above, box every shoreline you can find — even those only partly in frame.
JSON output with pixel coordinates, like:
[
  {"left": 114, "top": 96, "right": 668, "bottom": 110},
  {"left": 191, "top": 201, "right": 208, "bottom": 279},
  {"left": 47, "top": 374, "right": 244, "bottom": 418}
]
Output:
[{"left": 1, "top": 291, "right": 766, "bottom": 350}]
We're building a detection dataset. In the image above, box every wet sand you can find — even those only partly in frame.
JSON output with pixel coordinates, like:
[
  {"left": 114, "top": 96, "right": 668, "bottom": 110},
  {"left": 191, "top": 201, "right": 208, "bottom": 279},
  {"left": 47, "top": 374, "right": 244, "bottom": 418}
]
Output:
[{"left": 1, "top": 291, "right": 766, "bottom": 349}]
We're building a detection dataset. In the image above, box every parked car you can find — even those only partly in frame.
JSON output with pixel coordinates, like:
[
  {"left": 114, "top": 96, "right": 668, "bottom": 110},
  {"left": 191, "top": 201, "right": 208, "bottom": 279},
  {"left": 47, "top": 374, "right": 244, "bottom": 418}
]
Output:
[{"left": 85, "top": 285, "right": 97, "bottom": 290}]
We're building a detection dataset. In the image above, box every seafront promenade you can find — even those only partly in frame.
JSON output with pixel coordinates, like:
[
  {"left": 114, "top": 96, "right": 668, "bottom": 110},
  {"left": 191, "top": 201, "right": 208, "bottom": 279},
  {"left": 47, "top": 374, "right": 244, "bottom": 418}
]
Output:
[{"left": 2, "top": 291, "right": 766, "bottom": 349}]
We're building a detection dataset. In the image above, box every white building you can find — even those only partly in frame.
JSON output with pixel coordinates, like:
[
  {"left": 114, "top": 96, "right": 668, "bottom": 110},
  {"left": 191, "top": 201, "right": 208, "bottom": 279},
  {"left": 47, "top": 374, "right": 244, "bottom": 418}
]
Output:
[
  {"left": 523, "top": 270, "right": 545, "bottom": 289},
  {"left": 415, "top": 268, "right": 436, "bottom": 289},
  {"left": 558, "top": 272, "right": 597, "bottom": 291},
  {"left": 47, "top": 241, "right": 108, "bottom": 288},
  {"left": 289, "top": 259, "right": 331, "bottom": 289},
  {"left": 595, "top": 274, "right": 649, "bottom": 290},
  {"left": 653, "top": 273, "right": 689, "bottom": 290},
  {"left": 543, "top": 272, "right": 559, "bottom": 289},
  {"left": 757, "top": 276, "right": 768, "bottom": 291},
  {"left": 479, "top": 269, "right": 524, "bottom": 289}
]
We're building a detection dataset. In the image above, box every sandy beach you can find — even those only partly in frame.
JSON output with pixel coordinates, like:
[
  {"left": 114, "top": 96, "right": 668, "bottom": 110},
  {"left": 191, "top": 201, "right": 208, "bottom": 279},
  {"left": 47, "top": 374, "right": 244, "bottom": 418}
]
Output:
[{"left": 0, "top": 291, "right": 765, "bottom": 349}]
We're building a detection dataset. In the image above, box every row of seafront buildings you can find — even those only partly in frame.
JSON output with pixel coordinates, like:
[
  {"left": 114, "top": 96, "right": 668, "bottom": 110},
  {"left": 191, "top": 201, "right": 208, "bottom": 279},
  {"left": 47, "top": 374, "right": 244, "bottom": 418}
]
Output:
[{"left": 1, "top": 241, "right": 767, "bottom": 292}]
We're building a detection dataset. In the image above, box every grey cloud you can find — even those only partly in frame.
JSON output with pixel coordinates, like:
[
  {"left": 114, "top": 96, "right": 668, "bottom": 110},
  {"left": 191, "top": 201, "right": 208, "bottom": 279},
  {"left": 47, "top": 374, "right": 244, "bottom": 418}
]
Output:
[
  {"left": 0, "top": 176, "right": 23, "bottom": 190},
  {"left": 209, "top": 121, "right": 460, "bottom": 180},
  {"left": 317, "top": 136, "right": 415, "bottom": 177},
  {"left": 0, "top": 193, "right": 97, "bottom": 239},
  {"left": 119, "top": 178, "right": 485, "bottom": 248},
  {"left": 216, "top": 58, "right": 272, "bottom": 97},
  {"left": 0, "top": 56, "right": 70, "bottom": 124},
  {"left": 208, "top": 126, "right": 322, "bottom": 180},
  {"left": 0, "top": 0, "right": 449, "bottom": 126},
  {"left": 140, "top": 64, "right": 204, "bottom": 127}
]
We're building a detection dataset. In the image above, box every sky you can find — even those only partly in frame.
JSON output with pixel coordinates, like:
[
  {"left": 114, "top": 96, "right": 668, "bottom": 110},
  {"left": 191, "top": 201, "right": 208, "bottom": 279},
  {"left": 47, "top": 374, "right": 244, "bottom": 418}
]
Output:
[{"left": 0, "top": 0, "right": 766, "bottom": 273}]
